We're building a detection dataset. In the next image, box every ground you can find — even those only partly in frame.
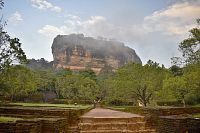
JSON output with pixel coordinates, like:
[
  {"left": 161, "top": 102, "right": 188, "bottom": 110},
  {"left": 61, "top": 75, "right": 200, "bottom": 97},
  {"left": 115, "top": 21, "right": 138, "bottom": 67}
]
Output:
[{"left": 81, "top": 108, "right": 143, "bottom": 118}]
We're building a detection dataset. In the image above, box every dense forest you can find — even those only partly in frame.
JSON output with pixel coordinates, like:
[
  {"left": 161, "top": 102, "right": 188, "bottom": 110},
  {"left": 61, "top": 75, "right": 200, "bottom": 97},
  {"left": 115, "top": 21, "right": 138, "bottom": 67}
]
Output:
[{"left": 0, "top": 0, "right": 199, "bottom": 107}]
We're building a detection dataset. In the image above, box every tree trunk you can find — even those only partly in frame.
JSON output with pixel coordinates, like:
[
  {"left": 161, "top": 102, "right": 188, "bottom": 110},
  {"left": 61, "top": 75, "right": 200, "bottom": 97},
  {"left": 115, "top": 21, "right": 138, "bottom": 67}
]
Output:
[
  {"left": 11, "top": 94, "right": 14, "bottom": 102},
  {"left": 182, "top": 98, "right": 186, "bottom": 108}
]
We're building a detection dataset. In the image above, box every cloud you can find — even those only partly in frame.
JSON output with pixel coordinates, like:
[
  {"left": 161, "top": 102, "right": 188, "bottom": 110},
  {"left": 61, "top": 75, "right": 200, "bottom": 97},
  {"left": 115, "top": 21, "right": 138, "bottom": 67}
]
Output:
[
  {"left": 38, "top": 1, "right": 200, "bottom": 42},
  {"left": 38, "top": 25, "right": 65, "bottom": 37},
  {"left": 143, "top": 2, "right": 200, "bottom": 35},
  {"left": 8, "top": 11, "right": 23, "bottom": 25},
  {"left": 38, "top": 15, "right": 144, "bottom": 43},
  {"left": 30, "top": 0, "right": 62, "bottom": 12}
]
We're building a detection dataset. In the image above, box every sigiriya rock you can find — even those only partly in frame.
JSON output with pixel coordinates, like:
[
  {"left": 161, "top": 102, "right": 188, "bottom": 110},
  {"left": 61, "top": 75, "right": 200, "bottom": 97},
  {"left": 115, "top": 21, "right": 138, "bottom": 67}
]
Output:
[{"left": 51, "top": 34, "right": 142, "bottom": 73}]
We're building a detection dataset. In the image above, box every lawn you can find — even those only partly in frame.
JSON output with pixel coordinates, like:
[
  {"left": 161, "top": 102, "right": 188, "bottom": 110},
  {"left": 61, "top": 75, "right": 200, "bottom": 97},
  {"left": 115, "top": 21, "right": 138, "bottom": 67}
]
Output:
[
  {"left": 193, "top": 104, "right": 200, "bottom": 107},
  {"left": 108, "top": 106, "right": 127, "bottom": 110},
  {"left": 0, "top": 116, "right": 22, "bottom": 123},
  {"left": 193, "top": 114, "right": 200, "bottom": 118},
  {"left": 10, "top": 102, "right": 92, "bottom": 109}
]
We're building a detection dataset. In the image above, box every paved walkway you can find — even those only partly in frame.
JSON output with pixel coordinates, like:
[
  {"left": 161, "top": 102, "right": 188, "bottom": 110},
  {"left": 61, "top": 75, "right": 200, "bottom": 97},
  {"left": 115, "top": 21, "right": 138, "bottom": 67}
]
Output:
[{"left": 81, "top": 108, "right": 143, "bottom": 118}]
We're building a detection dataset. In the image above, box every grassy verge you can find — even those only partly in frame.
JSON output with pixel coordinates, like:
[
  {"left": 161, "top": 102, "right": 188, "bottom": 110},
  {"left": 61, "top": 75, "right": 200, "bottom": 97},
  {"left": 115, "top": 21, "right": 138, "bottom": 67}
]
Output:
[
  {"left": 107, "top": 106, "right": 127, "bottom": 110},
  {"left": 193, "top": 114, "right": 200, "bottom": 118},
  {"left": 0, "top": 116, "right": 22, "bottom": 123},
  {"left": 193, "top": 104, "right": 200, "bottom": 107},
  {"left": 10, "top": 102, "right": 92, "bottom": 109}
]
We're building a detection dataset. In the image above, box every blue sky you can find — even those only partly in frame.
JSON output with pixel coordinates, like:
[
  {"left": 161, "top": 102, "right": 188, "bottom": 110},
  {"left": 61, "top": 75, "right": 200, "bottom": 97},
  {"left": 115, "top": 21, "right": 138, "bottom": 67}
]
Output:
[{"left": 2, "top": 0, "right": 200, "bottom": 67}]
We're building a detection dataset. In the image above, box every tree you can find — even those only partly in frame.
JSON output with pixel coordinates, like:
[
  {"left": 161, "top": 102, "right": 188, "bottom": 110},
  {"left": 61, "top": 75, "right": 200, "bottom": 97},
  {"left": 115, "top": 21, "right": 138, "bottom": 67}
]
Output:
[
  {"left": 163, "top": 76, "right": 191, "bottom": 107},
  {"left": 0, "top": 1, "right": 27, "bottom": 72},
  {"left": 55, "top": 74, "right": 100, "bottom": 101},
  {"left": 79, "top": 69, "right": 97, "bottom": 81},
  {"left": 1, "top": 65, "right": 38, "bottom": 101},
  {"left": 104, "top": 62, "right": 170, "bottom": 106},
  {"left": 55, "top": 68, "right": 72, "bottom": 76},
  {"left": 36, "top": 70, "right": 56, "bottom": 102},
  {"left": 165, "top": 19, "right": 200, "bottom": 106},
  {"left": 183, "top": 63, "right": 200, "bottom": 104},
  {"left": 79, "top": 77, "right": 100, "bottom": 101},
  {"left": 179, "top": 19, "right": 200, "bottom": 64},
  {"left": 133, "top": 85, "right": 152, "bottom": 107},
  {"left": 169, "top": 65, "right": 183, "bottom": 77}
]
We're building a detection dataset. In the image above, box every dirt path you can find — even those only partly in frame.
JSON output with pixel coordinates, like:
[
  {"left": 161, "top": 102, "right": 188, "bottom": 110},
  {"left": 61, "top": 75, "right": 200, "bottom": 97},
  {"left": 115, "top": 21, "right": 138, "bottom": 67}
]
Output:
[{"left": 81, "top": 108, "right": 143, "bottom": 118}]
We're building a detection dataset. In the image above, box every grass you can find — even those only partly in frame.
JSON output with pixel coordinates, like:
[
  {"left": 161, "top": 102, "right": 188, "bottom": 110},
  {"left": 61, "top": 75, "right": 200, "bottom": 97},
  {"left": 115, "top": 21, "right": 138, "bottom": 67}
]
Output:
[
  {"left": 193, "top": 104, "right": 200, "bottom": 107},
  {"left": 0, "top": 116, "right": 22, "bottom": 123},
  {"left": 193, "top": 114, "right": 200, "bottom": 118},
  {"left": 108, "top": 106, "right": 127, "bottom": 110},
  {"left": 10, "top": 102, "right": 92, "bottom": 109}
]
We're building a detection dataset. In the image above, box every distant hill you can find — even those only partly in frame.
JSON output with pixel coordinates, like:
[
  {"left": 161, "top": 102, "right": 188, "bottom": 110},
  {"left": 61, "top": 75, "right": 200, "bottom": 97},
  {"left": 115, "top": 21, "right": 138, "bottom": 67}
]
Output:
[{"left": 26, "top": 58, "right": 53, "bottom": 70}]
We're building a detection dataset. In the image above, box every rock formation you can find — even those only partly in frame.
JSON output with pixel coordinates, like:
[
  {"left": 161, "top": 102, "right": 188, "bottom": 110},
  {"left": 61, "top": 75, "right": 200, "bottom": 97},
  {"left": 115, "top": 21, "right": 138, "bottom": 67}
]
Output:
[{"left": 52, "top": 34, "right": 141, "bottom": 73}]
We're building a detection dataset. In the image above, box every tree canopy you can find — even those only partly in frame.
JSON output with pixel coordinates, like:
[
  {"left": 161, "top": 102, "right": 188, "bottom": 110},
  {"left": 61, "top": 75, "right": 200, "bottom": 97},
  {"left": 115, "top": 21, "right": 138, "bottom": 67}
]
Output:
[{"left": 0, "top": 1, "right": 27, "bottom": 72}]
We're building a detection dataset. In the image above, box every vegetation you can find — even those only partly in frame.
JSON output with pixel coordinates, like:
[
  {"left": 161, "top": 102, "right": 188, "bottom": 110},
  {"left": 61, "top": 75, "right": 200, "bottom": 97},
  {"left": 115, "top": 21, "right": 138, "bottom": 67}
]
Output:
[
  {"left": 179, "top": 19, "right": 200, "bottom": 64},
  {"left": 163, "top": 19, "right": 200, "bottom": 107},
  {"left": 0, "top": 116, "right": 22, "bottom": 123},
  {"left": 193, "top": 114, "right": 200, "bottom": 118},
  {"left": 103, "top": 61, "right": 170, "bottom": 106},
  {"left": 10, "top": 102, "right": 91, "bottom": 109},
  {"left": 0, "top": 1, "right": 27, "bottom": 72},
  {"left": 0, "top": 0, "right": 199, "bottom": 108}
]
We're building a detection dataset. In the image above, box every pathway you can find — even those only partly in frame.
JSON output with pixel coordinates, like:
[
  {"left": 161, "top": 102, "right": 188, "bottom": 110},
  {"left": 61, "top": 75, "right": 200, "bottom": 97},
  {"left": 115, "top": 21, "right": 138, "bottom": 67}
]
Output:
[{"left": 78, "top": 108, "right": 156, "bottom": 133}]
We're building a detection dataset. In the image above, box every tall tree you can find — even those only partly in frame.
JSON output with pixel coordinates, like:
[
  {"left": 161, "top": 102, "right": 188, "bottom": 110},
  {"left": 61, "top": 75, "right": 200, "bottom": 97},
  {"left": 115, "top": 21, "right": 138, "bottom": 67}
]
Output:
[
  {"left": 104, "top": 62, "right": 170, "bottom": 106},
  {"left": 134, "top": 85, "right": 152, "bottom": 107},
  {"left": 55, "top": 74, "right": 100, "bottom": 101},
  {"left": 2, "top": 66, "right": 38, "bottom": 101},
  {"left": 179, "top": 19, "right": 200, "bottom": 64},
  {"left": 163, "top": 76, "right": 189, "bottom": 107},
  {"left": 0, "top": 0, "right": 27, "bottom": 72}
]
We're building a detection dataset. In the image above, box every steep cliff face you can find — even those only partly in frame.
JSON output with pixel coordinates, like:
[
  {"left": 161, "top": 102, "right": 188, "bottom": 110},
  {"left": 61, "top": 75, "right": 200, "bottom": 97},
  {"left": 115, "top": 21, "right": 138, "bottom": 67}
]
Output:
[{"left": 52, "top": 34, "right": 142, "bottom": 73}]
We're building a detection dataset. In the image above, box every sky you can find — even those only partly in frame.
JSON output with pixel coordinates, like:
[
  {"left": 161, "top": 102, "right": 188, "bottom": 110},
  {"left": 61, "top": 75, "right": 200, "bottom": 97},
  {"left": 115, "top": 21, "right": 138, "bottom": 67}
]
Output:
[{"left": 2, "top": 0, "right": 200, "bottom": 67}]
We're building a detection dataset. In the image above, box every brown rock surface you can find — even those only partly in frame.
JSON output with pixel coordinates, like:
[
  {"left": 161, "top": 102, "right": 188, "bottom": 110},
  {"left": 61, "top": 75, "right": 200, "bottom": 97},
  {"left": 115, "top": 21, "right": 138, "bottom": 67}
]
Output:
[{"left": 52, "top": 34, "right": 142, "bottom": 73}]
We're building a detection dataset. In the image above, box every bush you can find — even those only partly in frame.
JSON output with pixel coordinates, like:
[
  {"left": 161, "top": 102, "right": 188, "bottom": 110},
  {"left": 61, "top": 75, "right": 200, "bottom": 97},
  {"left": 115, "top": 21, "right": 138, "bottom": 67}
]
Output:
[
  {"left": 157, "top": 100, "right": 182, "bottom": 106},
  {"left": 52, "top": 99, "right": 93, "bottom": 104},
  {"left": 186, "top": 95, "right": 200, "bottom": 105},
  {"left": 25, "top": 92, "right": 43, "bottom": 103},
  {"left": 107, "top": 99, "right": 134, "bottom": 106}
]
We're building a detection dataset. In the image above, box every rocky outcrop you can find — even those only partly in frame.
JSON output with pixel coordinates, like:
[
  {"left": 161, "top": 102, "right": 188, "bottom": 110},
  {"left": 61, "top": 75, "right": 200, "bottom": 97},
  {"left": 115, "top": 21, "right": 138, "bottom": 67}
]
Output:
[{"left": 52, "top": 34, "right": 142, "bottom": 73}]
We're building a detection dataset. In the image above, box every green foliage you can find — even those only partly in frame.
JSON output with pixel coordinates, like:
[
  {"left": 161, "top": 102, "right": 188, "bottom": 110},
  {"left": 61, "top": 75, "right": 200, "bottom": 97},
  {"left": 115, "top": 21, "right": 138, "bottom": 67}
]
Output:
[
  {"left": 163, "top": 76, "right": 188, "bottom": 107},
  {"left": 134, "top": 85, "right": 152, "bottom": 107},
  {"left": 0, "top": 65, "right": 38, "bottom": 101},
  {"left": 169, "top": 65, "right": 183, "bottom": 76},
  {"left": 162, "top": 63, "right": 200, "bottom": 107},
  {"left": 10, "top": 102, "right": 91, "bottom": 109},
  {"left": 179, "top": 19, "right": 200, "bottom": 64},
  {"left": 36, "top": 70, "right": 56, "bottom": 92},
  {"left": 0, "top": 19, "right": 199, "bottom": 107},
  {"left": 0, "top": 31, "right": 27, "bottom": 72},
  {"left": 56, "top": 68, "right": 72, "bottom": 76},
  {"left": 98, "top": 64, "right": 114, "bottom": 79},
  {"left": 0, "top": 116, "right": 22, "bottom": 123},
  {"left": 164, "top": 19, "right": 200, "bottom": 106},
  {"left": 55, "top": 74, "right": 100, "bottom": 101},
  {"left": 79, "top": 69, "right": 97, "bottom": 81},
  {"left": 0, "top": 2, "right": 27, "bottom": 72},
  {"left": 26, "top": 58, "right": 53, "bottom": 70},
  {"left": 104, "top": 61, "right": 170, "bottom": 106}
]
